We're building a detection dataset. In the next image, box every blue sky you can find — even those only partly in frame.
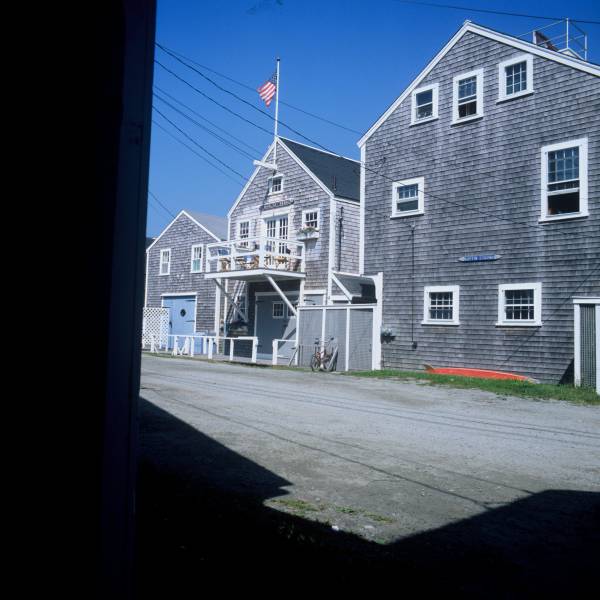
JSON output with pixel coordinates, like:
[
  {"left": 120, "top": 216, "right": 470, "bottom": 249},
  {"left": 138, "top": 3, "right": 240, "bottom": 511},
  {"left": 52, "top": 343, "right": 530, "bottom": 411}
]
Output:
[{"left": 147, "top": 0, "right": 599, "bottom": 236}]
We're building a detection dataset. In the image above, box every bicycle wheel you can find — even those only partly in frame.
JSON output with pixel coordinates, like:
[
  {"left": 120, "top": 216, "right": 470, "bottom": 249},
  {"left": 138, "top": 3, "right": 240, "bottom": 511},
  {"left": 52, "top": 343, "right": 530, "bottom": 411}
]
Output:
[{"left": 310, "top": 354, "right": 320, "bottom": 372}]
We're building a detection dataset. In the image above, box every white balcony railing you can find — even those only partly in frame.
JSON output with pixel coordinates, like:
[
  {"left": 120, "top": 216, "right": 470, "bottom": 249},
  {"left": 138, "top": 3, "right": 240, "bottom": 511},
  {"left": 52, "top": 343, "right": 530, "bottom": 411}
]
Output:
[{"left": 206, "top": 237, "right": 305, "bottom": 274}]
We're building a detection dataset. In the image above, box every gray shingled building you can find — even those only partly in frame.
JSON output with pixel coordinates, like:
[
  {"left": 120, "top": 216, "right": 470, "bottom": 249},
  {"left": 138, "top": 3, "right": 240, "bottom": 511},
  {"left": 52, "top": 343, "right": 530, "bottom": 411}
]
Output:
[{"left": 358, "top": 22, "right": 600, "bottom": 383}]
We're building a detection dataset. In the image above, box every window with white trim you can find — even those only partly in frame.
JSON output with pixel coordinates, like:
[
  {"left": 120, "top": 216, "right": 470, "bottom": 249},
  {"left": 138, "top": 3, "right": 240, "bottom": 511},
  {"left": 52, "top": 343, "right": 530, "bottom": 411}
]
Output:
[
  {"left": 238, "top": 220, "right": 250, "bottom": 240},
  {"left": 498, "top": 55, "right": 533, "bottom": 101},
  {"left": 452, "top": 69, "right": 484, "bottom": 123},
  {"left": 411, "top": 83, "right": 439, "bottom": 124},
  {"left": 159, "top": 249, "right": 171, "bottom": 275},
  {"left": 268, "top": 175, "right": 283, "bottom": 195},
  {"left": 190, "top": 244, "right": 203, "bottom": 273},
  {"left": 392, "top": 177, "right": 424, "bottom": 217},
  {"left": 423, "top": 286, "right": 460, "bottom": 325},
  {"left": 497, "top": 283, "right": 542, "bottom": 326},
  {"left": 302, "top": 208, "right": 319, "bottom": 230},
  {"left": 272, "top": 301, "right": 284, "bottom": 318},
  {"left": 541, "top": 138, "right": 588, "bottom": 220}
]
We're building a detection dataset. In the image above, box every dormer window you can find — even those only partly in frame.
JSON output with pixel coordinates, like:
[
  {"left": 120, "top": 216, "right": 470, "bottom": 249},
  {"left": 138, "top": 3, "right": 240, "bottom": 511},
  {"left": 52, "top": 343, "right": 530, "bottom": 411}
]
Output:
[
  {"left": 498, "top": 55, "right": 533, "bottom": 101},
  {"left": 411, "top": 83, "right": 439, "bottom": 124},
  {"left": 452, "top": 68, "right": 484, "bottom": 123},
  {"left": 269, "top": 175, "right": 283, "bottom": 195}
]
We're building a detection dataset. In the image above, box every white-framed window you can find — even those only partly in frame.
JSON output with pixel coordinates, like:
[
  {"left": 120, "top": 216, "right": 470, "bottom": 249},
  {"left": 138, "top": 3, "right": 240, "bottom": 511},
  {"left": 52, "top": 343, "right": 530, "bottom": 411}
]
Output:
[
  {"left": 411, "top": 83, "right": 439, "bottom": 124},
  {"left": 497, "top": 283, "right": 542, "bottom": 327},
  {"left": 272, "top": 301, "right": 284, "bottom": 319},
  {"left": 541, "top": 138, "right": 588, "bottom": 221},
  {"left": 391, "top": 177, "right": 424, "bottom": 218},
  {"left": 302, "top": 208, "right": 320, "bottom": 230},
  {"left": 238, "top": 220, "right": 250, "bottom": 240},
  {"left": 159, "top": 248, "right": 171, "bottom": 275},
  {"left": 452, "top": 68, "right": 484, "bottom": 123},
  {"left": 498, "top": 54, "right": 533, "bottom": 101},
  {"left": 190, "top": 244, "right": 203, "bottom": 273},
  {"left": 422, "top": 285, "right": 460, "bottom": 325},
  {"left": 268, "top": 175, "right": 284, "bottom": 195}
]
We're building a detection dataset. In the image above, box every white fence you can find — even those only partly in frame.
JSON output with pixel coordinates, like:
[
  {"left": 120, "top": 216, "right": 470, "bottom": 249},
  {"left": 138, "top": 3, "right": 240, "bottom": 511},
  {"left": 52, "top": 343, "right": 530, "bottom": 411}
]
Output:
[
  {"left": 145, "top": 333, "right": 259, "bottom": 364},
  {"left": 142, "top": 307, "right": 169, "bottom": 349}
]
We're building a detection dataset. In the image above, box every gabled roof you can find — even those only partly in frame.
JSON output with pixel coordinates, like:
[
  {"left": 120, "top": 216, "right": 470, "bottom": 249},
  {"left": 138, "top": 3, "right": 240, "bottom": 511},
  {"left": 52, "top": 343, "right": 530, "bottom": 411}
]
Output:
[
  {"left": 358, "top": 21, "right": 600, "bottom": 148},
  {"left": 227, "top": 137, "right": 360, "bottom": 217},
  {"left": 185, "top": 211, "right": 228, "bottom": 240},
  {"left": 146, "top": 209, "right": 228, "bottom": 252},
  {"left": 279, "top": 137, "right": 360, "bottom": 201}
]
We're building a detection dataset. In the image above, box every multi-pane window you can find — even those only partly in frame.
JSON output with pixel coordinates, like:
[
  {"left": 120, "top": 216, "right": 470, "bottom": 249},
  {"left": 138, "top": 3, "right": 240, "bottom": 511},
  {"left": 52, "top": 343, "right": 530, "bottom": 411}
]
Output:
[
  {"left": 411, "top": 84, "right": 438, "bottom": 123},
  {"left": 453, "top": 69, "right": 483, "bottom": 123},
  {"left": 392, "top": 177, "right": 424, "bottom": 217},
  {"left": 159, "top": 249, "right": 171, "bottom": 275},
  {"left": 498, "top": 55, "right": 533, "bottom": 101},
  {"left": 423, "top": 286, "right": 460, "bottom": 325},
  {"left": 272, "top": 301, "right": 284, "bottom": 318},
  {"left": 541, "top": 138, "right": 588, "bottom": 220},
  {"left": 505, "top": 61, "right": 527, "bottom": 95},
  {"left": 302, "top": 209, "right": 319, "bottom": 230},
  {"left": 498, "top": 283, "right": 542, "bottom": 326},
  {"left": 269, "top": 175, "right": 283, "bottom": 194},
  {"left": 239, "top": 221, "right": 249, "bottom": 239},
  {"left": 265, "top": 216, "right": 289, "bottom": 253},
  {"left": 457, "top": 76, "right": 477, "bottom": 117},
  {"left": 190, "top": 244, "right": 202, "bottom": 273}
]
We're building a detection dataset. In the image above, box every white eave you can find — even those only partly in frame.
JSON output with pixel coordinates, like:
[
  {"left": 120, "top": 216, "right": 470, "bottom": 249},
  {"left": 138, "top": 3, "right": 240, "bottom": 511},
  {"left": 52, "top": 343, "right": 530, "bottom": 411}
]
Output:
[
  {"left": 146, "top": 209, "right": 223, "bottom": 252},
  {"left": 357, "top": 21, "right": 600, "bottom": 148}
]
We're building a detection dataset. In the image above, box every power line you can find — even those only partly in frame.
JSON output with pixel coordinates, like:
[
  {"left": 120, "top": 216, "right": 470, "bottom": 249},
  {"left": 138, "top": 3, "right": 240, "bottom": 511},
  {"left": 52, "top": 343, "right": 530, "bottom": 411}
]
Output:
[
  {"left": 155, "top": 43, "right": 363, "bottom": 135},
  {"left": 392, "top": 1, "right": 600, "bottom": 25},
  {"left": 153, "top": 91, "right": 259, "bottom": 161},
  {"left": 155, "top": 59, "right": 275, "bottom": 137},
  {"left": 154, "top": 84, "right": 263, "bottom": 155},
  {"left": 152, "top": 119, "right": 248, "bottom": 185},
  {"left": 148, "top": 190, "right": 176, "bottom": 219},
  {"left": 157, "top": 56, "right": 584, "bottom": 240},
  {"left": 153, "top": 106, "right": 250, "bottom": 181}
]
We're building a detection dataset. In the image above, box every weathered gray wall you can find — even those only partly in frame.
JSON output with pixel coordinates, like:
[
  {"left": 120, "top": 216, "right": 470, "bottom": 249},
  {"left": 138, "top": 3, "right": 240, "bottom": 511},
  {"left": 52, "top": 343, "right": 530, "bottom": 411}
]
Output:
[
  {"left": 363, "top": 31, "right": 600, "bottom": 383},
  {"left": 229, "top": 140, "right": 333, "bottom": 291},
  {"left": 146, "top": 213, "right": 219, "bottom": 333}
]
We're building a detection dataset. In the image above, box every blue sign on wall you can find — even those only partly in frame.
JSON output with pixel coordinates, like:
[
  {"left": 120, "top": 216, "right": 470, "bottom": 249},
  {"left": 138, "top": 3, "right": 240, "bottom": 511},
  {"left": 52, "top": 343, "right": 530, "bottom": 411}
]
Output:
[{"left": 459, "top": 254, "right": 501, "bottom": 263}]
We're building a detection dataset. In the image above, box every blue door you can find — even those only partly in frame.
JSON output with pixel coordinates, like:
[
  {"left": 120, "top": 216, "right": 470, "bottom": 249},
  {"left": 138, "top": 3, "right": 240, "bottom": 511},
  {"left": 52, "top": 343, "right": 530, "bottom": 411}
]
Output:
[{"left": 163, "top": 295, "right": 196, "bottom": 350}]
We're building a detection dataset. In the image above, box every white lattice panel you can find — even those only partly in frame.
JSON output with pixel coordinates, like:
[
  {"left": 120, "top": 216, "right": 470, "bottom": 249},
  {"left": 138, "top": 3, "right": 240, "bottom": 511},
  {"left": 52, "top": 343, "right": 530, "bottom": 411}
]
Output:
[{"left": 142, "top": 307, "right": 169, "bottom": 349}]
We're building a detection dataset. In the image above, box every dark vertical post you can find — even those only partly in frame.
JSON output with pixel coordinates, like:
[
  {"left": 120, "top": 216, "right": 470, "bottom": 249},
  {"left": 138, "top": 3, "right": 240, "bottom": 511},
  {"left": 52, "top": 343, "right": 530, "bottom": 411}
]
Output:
[{"left": 95, "top": 1, "right": 156, "bottom": 597}]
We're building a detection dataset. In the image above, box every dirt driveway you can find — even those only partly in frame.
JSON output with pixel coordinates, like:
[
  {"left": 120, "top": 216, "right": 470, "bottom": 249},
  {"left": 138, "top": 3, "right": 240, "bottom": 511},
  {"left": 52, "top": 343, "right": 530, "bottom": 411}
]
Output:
[{"left": 137, "top": 355, "right": 600, "bottom": 595}]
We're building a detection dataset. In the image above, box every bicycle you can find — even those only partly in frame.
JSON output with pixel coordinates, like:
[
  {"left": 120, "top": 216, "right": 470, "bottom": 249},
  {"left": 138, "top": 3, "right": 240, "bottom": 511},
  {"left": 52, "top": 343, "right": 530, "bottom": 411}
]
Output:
[{"left": 310, "top": 337, "right": 338, "bottom": 372}]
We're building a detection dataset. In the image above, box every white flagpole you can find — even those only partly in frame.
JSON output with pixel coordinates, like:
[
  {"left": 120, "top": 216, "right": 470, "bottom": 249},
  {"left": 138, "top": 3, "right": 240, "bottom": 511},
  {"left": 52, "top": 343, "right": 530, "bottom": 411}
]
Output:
[{"left": 274, "top": 57, "right": 280, "bottom": 164}]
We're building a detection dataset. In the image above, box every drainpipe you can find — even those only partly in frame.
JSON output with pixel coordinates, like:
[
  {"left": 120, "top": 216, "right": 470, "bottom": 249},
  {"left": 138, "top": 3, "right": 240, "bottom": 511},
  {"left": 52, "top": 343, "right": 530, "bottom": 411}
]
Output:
[{"left": 337, "top": 206, "right": 343, "bottom": 272}]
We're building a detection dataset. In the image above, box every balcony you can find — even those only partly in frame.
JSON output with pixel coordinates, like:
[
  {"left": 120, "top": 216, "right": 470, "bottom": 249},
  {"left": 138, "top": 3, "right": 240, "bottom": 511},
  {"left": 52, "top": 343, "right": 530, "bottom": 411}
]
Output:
[{"left": 204, "top": 237, "right": 306, "bottom": 281}]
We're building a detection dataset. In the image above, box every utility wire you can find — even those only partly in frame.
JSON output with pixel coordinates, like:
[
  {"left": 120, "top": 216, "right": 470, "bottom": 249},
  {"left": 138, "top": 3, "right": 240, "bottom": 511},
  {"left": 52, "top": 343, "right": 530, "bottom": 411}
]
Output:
[
  {"left": 155, "top": 60, "right": 275, "bottom": 137},
  {"left": 148, "top": 190, "right": 177, "bottom": 218},
  {"left": 153, "top": 92, "right": 259, "bottom": 161},
  {"left": 152, "top": 119, "right": 248, "bottom": 185},
  {"left": 154, "top": 84, "right": 263, "bottom": 155},
  {"left": 153, "top": 107, "right": 249, "bottom": 181},
  {"left": 391, "top": 1, "right": 600, "bottom": 25},
  {"left": 157, "top": 58, "right": 585, "bottom": 240},
  {"left": 155, "top": 43, "right": 363, "bottom": 135}
]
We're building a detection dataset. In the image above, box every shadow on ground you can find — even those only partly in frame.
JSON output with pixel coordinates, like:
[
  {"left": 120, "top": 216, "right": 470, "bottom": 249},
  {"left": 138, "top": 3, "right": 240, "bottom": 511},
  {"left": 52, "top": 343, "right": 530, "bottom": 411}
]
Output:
[{"left": 136, "top": 398, "right": 600, "bottom": 597}]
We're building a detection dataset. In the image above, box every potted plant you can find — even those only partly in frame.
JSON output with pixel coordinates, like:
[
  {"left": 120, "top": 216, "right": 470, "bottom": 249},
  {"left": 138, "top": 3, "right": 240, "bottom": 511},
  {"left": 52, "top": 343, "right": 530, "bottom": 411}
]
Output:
[{"left": 297, "top": 226, "right": 319, "bottom": 240}]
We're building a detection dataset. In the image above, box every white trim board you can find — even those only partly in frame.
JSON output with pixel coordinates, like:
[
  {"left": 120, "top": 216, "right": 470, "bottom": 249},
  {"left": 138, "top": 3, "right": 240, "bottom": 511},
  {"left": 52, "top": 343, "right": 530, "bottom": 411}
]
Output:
[
  {"left": 147, "top": 210, "right": 223, "bottom": 253},
  {"left": 357, "top": 21, "right": 600, "bottom": 148}
]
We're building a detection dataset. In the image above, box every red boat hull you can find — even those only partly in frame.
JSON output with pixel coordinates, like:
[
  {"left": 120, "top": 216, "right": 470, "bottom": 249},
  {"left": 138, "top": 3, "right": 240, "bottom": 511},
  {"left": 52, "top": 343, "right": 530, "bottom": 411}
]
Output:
[{"left": 423, "top": 364, "right": 532, "bottom": 382}]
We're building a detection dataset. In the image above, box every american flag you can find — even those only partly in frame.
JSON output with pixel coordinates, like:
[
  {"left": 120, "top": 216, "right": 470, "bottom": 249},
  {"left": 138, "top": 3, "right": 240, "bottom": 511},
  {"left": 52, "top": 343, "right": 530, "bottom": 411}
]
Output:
[{"left": 257, "top": 72, "right": 278, "bottom": 107}]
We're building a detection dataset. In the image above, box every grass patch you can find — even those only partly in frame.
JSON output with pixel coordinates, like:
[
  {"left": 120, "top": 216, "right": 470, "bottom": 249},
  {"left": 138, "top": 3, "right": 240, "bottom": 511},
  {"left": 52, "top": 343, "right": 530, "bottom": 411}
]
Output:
[
  {"left": 342, "top": 370, "right": 599, "bottom": 405},
  {"left": 271, "top": 498, "right": 321, "bottom": 513}
]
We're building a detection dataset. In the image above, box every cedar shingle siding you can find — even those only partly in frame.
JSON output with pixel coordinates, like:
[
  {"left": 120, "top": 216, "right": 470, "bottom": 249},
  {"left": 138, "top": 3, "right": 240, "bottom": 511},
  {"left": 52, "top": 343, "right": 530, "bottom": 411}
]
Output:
[
  {"left": 146, "top": 212, "right": 223, "bottom": 333},
  {"left": 362, "top": 31, "right": 600, "bottom": 383}
]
